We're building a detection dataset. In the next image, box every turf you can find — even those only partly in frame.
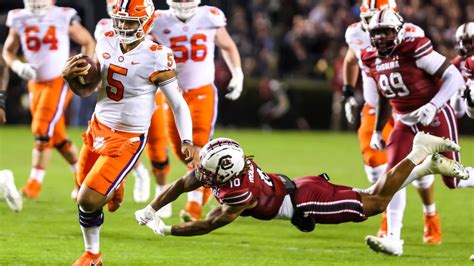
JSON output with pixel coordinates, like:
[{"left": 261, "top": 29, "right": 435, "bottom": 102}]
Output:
[{"left": 0, "top": 127, "right": 473, "bottom": 265}]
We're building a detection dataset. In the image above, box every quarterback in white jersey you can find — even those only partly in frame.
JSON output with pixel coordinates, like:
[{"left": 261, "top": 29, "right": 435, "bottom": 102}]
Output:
[
  {"left": 2, "top": 0, "right": 95, "bottom": 201},
  {"left": 149, "top": 0, "right": 244, "bottom": 222},
  {"left": 62, "top": 0, "right": 198, "bottom": 264}
]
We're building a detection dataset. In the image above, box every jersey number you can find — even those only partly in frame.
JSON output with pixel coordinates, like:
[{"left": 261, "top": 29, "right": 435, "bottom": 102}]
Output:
[
  {"left": 106, "top": 64, "right": 128, "bottom": 101},
  {"left": 256, "top": 168, "right": 273, "bottom": 187},
  {"left": 25, "top": 26, "right": 58, "bottom": 51},
  {"left": 378, "top": 72, "right": 410, "bottom": 98},
  {"left": 170, "top": 34, "right": 207, "bottom": 63}
]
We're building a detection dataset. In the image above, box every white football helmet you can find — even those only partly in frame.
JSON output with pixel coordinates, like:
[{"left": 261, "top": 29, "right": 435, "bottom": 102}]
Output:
[
  {"left": 455, "top": 22, "right": 474, "bottom": 56},
  {"left": 167, "top": 0, "right": 201, "bottom": 21},
  {"left": 359, "top": 0, "right": 398, "bottom": 31},
  {"left": 111, "top": 0, "right": 155, "bottom": 44},
  {"left": 368, "top": 9, "right": 405, "bottom": 57},
  {"left": 197, "top": 138, "right": 245, "bottom": 186},
  {"left": 23, "top": 0, "right": 52, "bottom": 16}
]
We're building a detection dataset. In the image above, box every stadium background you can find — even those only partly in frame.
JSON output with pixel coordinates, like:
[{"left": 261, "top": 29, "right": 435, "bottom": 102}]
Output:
[{"left": 0, "top": 0, "right": 473, "bottom": 132}]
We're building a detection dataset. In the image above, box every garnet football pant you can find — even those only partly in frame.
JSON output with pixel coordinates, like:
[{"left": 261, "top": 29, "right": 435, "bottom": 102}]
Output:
[
  {"left": 358, "top": 104, "right": 394, "bottom": 167},
  {"left": 146, "top": 92, "right": 169, "bottom": 163},
  {"left": 387, "top": 105, "right": 460, "bottom": 188},
  {"left": 166, "top": 83, "right": 217, "bottom": 160},
  {"left": 28, "top": 76, "right": 73, "bottom": 147}
]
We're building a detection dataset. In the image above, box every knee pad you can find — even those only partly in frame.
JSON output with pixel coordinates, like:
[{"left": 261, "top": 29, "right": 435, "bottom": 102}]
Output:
[
  {"left": 54, "top": 139, "right": 72, "bottom": 154},
  {"left": 151, "top": 159, "right": 170, "bottom": 178},
  {"left": 412, "top": 174, "right": 435, "bottom": 190},
  {"left": 364, "top": 164, "right": 387, "bottom": 184},
  {"left": 34, "top": 135, "right": 51, "bottom": 151},
  {"left": 78, "top": 206, "right": 104, "bottom": 228}
]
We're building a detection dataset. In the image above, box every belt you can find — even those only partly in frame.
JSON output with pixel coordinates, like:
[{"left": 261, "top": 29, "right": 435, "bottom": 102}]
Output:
[{"left": 277, "top": 174, "right": 297, "bottom": 207}]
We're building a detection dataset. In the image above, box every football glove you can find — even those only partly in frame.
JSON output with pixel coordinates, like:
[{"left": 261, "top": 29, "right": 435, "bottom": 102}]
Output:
[
  {"left": 135, "top": 205, "right": 156, "bottom": 225},
  {"left": 410, "top": 102, "right": 437, "bottom": 126},
  {"left": 11, "top": 60, "right": 37, "bottom": 81},
  {"left": 344, "top": 96, "right": 358, "bottom": 124},
  {"left": 370, "top": 131, "right": 386, "bottom": 151},
  {"left": 146, "top": 215, "right": 171, "bottom": 236},
  {"left": 225, "top": 67, "right": 244, "bottom": 100},
  {"left": 465, "top": 85, "right": 474, "bottom": 107}
]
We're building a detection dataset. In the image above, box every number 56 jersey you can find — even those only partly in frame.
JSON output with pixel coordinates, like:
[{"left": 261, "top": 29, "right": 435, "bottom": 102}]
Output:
[
  {"left": 6, "top": 6, "right": 79, "bottom": 81},
  {"left": 94, "top": 32, "right": 176, "bottom": 133},
  {"left": 149, "top": 6, "right": 226, "bottom": 90}
]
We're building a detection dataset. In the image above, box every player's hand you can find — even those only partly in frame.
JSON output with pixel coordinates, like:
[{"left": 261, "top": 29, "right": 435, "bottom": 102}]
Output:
[
  {"left": 11, "top": 60, "right": 37, "bottom": 80},
  {"left": 344, "top": 96, "right": 358, "bottom": 124},
  {"left": 370, "top": 131, "right": 385, "bottom": 151},
  {"left": 135, "top": 205, "right": 156, "bottom": 225},
  {"left": 0, "top": 108, "right": 6, "bottom": 124},
  {"left": 225, "top": 67, "right": 244, "bottom": 100},
  {"left": 464, "top": 83, "right": 474, "bottom": 107},
  {"left": 181, "top": 142, "right": 201, "bottom": 168},
  {"left": 146, "top": 215, "right": 171, "bottom": 236},
  {"left": 61, "top": 54, "right": 91, "bottom": 81},
  {"left": 410, "top": 102, "right": 437, "bottom": 126}
]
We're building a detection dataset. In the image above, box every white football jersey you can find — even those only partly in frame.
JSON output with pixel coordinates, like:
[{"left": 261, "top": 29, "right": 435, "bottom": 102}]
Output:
[
  {"left": 94, "top": 32, "right": 176, "bottom": 133},
  {"left": 345, "top": 22, "right": 424, "bottom": 106},
  {"left": 149, "top": 6, "right": 226, "bottom": 90},
  {"left": 94, "top": 18, "right": 113, "bottom": 41},
  {"left": 6, "top": 6, "right": 79, "bottom": 81}
]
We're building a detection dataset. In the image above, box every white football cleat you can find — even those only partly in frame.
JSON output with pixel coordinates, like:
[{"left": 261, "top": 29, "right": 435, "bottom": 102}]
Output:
[
  {"left": 470, "top": 254, "right": 474, "bottom": 262},
  {"left": 133, "top": 167, "right": 151, "bottom": 203},
  {"left": 419, "top": 154, "right": 469, "bottom": 180},
  {"left": 413, "top": 132, "right": 460, "bottom": 155},
  {"left": 0, "top": 170, "right": 23, "bottom": 212},
  {"left": 365, "top": 235, "right": 404, "bottom": 256}
]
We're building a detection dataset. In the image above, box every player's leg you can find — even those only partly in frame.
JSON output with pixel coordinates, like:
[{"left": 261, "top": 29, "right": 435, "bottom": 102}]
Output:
[
  {"left": 357, "top": 105, "right": 391, "bottom": 237},
  {"left": 180, "top": 84, "right": 217, "bottom": 222}
]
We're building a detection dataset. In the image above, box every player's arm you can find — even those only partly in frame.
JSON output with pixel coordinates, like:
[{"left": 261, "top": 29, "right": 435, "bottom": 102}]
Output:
[
  {"left": 0, "top": 46, "right": 9, "bottom": 124},
  {"left": 371, "top": 77, "right": 391, "bottom": 150},
  {"left": 342, "top": 47, "right": 359, "bottom": 97},
  {"left": 69, "top": 22, "right": 95, "bottom": 58},
  {"left": 215, "top": 26, "right": 244, "bottom": 100},
  {"left": 2, "top": 28, "right": 37, "bottom": 81}
]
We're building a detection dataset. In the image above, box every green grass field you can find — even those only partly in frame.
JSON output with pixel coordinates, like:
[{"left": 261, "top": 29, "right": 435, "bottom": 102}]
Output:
[{"left": 0, "top": 127, "right": 473, "bottom": 265}]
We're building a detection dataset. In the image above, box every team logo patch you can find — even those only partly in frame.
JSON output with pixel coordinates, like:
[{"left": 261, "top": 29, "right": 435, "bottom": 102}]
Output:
[
  {"left": 210, "top": 8, "right": 219, "bottom": 15},
  {"left": 218, "top": 155, "right": 234, "bottom": 171},
  {"left": 163, "top": 28, "right": 171, "bottom": 34},
  {"left": 118, "top": 56, "right": 124, "bottom": 62},
  {"left": 102, "top": 52, "right": 111, "bottom": 59}
]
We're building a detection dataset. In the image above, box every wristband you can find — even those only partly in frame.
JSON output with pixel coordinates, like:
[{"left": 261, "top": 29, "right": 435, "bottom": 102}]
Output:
[
  {"left": 342, "top": 84, "right": 355, "bottom": 98},
  {"left": 0, "top": 91, "right": 6, "bottom": 110},
  {"left": 182, "top": 139, "right": 193, "bottom": 146}
]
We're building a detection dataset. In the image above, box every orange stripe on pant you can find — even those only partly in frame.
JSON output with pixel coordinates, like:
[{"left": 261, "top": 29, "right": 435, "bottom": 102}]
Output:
[
  {"left": 357, "top": 104, "right": 394, "bottom": 167},
  {"left": 146, "top": 92, "right": 169, "bottom": 163},
  {"left": 28, "top": 76, "right": 73, "bottom": 146},
  {"left": 166, "top": 83, "right": 217, "bottom": 161},
  {"left": 77, "top": 117, "right": 146, "bottom": 196}
]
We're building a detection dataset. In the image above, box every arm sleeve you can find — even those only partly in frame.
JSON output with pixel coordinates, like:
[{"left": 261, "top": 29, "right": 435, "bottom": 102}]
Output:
[
  {"left": 362, "top": 73, "right": 379, "bottom": 107},
  {"left": 415, "top": 49, "right": 446, "bottom": 75},
  {"left": 221, "top": 188, "right": 252, "bottom": 206},
  {"left": 429, "top": 65, "right": 464, "bottom": 109}
]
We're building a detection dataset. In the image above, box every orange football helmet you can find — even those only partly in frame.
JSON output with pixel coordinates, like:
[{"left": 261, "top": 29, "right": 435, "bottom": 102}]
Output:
[
  {"left": 112, "top": 0, "right": 156, "bottom": 44},
  {"left": 360, "top": 0, "right": 398, "bottom": 30}
]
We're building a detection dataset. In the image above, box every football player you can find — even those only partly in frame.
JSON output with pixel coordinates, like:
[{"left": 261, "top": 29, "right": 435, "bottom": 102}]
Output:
[
  {"left": 451, "top": 22, "right": 474, "bottom": 118},
  {"left": 62, "top": 0, "right": 199, "bottom": 264},
  {"left": 0, "top": 45, "right": 7, "bottom": 124},
  {"left": 2, "top": 0, "right": 95, "bottom": 200},
  {"left": 135, "top": 135, "right": 466, "bottom": 246},
  {"left": 94, "top": 0, "right": 155, "bottom": 206},
  {"left": 362, "top": 9, "right": 474, "bottom": 255},
  {"left": 149, "top": 0, "right": 244, "bottom": 222},
  {"left": 342, "top": 0, "right": 441, "bottom": 246}
]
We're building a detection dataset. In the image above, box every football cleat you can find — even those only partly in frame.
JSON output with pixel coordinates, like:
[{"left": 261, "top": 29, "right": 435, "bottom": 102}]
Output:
[
  {"left": 365, "top": 235, "right": 404, "bottom": 256},
  {"left": 72, "top": 251, "right": 103, "bottom": 266},
  {"left": 470, "top": 254, "right": 474, "bottom": 262},
  {"left": 21, "top": 179, "right": 42, "bottom": 200},
  {"left": 420, "top": 154, "right": 469, "bottom": 180},
  {"left": 423, "top": 212, "right": 442, "bottom": 244},
  {"left": 179, "top": 209, "right": 197, "bottom": 223},
  {"left": 376, "top": 212, "right": 388, "bottom": 238},
  {"left": 412, "top": 132, "right": 460, "bottom": 155},
  {"left": 0, "top": 170, "right": 23, "bottom": 212}
]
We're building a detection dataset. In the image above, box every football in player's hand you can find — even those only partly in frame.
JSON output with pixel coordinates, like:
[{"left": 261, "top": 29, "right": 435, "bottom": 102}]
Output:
[{"left": 75, "top": 55, "right": 101, "bottom": 86}]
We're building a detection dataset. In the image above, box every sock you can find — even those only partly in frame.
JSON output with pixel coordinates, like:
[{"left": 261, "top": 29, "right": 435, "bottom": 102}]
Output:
[
  {"left": 364, "top": 164, "right": 387, "bottom": 184},
  {"left": 457, "top": 167, "right": 474, "bottom": 188},
  {"left": 70, "top": 162, "right": 78, "bottom": 173},
  {"left": 133, "top": 162, "right": 150, "bottom": 181},
  {"left": 386, "top": 188, "right": 406, "bottom": 240},
  {"left": 30, "top": 167, "right": 46, "bottom": 183},
  {"left": 400, "top": 162, "right": 434, "bottom": 189},
  {"left": 412, "top": 174, "right": 434, "bottom": 189},
  {"left": 406, "top": 149, "right": 428, "bottom": 165},
  {"left": 81, "top": 226, "right": 101, "bottom": 254},
  {"left": 423, "top": 203, "right": 436, "bottom": 216}
]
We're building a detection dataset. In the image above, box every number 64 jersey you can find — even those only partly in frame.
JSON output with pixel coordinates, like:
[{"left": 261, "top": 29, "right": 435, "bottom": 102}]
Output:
[{"left": 94, "top": 32, "right": 176, "bottom": 133}]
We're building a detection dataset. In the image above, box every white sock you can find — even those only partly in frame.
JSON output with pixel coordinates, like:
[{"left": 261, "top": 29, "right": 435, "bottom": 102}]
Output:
[
  {"left": 30, "top": 167, "right": 46, "bottom": 183},
  {"left": 412, "top": 174, "right": 434, "bottom": 190},
  {"left": 187, "top": 189, "right": 203, "bottom": 205},
  {"left": 406, "top": 149, "right": 428, "bottom": 165},
  {"left": 457, "top": 167, "right": 474, "bottom": 188},
  {"left": 400, "top": 162, "right": 434, "bottom": 189},
  {"left": 133, "top": 162, "right": 150, "bottom": 180},
  {"left": 364, "top": 164, "right": 387, "bottom": 184},
  {"left": 70, "top": 162, "right": 78, "bottom": 173},
  {"left": 80, "top": 225, "right": 101, "bottom": 254},
  {"left": 423, "top": 203, "right": 436, "bottom": 216},
  {"left": 386, "top": 187, "right": 406, "bottom": 240}
]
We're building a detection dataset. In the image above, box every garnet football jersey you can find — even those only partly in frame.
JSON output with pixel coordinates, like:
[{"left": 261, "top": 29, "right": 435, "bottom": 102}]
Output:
[
  {"left": 212, "top": 160, "right": 287, "bottom": 220},
  {"left": 94, "top": 32, "right": 176, "bottom": 133},
  {"left": 6, "top": 6, "right": 79, "bottom": 81},
  {"left": 361, "top": 36, "right": 446, "bottom": 116},
  {"left": 149, "top": 6, "right": 226, "bottom": 90}
]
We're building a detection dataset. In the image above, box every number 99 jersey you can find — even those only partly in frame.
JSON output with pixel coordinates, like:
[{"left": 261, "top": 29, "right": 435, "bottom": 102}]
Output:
[
  {"left": 149, "top": 6, "right": 226, "bottom": 90},
  {"left": 94, "top": 32, "right": 176, "bottom": 133},
  {"left": 6, "top": 6, "right": 80, "bottom": 81}
]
